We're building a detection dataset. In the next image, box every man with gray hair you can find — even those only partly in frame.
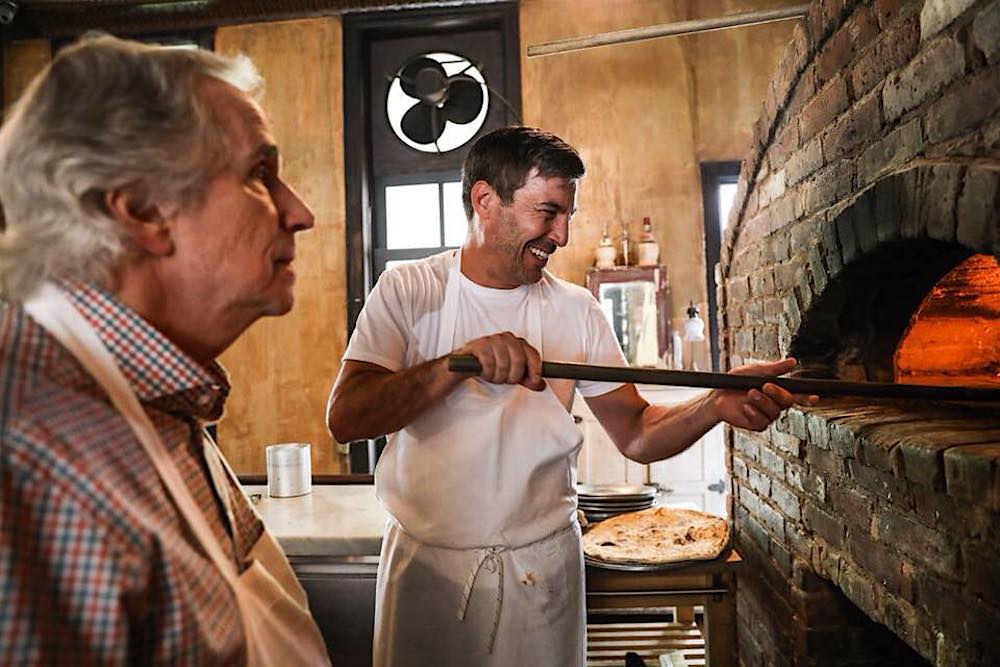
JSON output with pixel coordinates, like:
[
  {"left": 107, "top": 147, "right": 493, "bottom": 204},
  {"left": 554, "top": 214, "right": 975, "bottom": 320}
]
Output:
[{"left": 0, "top": 36, "right": 330, "bottom": 665}]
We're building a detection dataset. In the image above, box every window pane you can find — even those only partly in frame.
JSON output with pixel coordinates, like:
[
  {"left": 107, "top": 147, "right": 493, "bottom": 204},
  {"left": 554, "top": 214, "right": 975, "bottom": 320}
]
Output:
[
  {"left": 442, "top": 181, "right": 467, "bottom": 246},
  {"left": 385, "top": 183, "right": 441, "bottom": 249},
  {"left": 718, "top": 183, "right": 738, "bottom": 231}
]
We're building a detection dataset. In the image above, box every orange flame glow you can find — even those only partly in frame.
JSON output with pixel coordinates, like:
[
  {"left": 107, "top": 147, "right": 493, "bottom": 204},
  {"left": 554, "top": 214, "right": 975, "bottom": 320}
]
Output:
[{"left": 895, "top": 254, "right": 1000, "bottom": 388}]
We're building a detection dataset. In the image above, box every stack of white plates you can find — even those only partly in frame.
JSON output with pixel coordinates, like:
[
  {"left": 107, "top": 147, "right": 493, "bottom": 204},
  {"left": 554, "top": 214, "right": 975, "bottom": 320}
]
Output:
[{"left": 577, "top": 484, "right": 657, "bottom": 522}]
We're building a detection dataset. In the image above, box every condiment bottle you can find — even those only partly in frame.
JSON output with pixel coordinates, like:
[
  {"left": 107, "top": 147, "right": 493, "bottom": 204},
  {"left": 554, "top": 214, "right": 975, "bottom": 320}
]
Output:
[{"left": 620, "top": 225, "right": 631, "bottom": 267}]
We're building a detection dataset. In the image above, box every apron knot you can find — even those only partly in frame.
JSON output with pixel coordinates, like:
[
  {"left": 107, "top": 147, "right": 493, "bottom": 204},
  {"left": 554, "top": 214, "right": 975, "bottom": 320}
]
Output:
[{"left": 456, "top": 545, "right": 505, "bottom": 654}]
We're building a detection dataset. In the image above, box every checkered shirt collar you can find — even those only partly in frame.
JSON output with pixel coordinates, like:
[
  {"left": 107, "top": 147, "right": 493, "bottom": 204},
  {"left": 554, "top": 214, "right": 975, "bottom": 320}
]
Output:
[{"left": 60, "top": 280, "right": 230, "bottom": 420}]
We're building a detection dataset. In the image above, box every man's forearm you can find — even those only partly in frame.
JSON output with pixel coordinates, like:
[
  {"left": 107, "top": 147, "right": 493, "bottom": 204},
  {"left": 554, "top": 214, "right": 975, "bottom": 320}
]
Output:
[
  {"left": 326, "top": 357, "right": 465, "bottom": 442},
  {"left": 621, "top": 392, "right": 721, "bottom": 464},
  {"left": 593, "top": 360, "right": 810, "bottom": 464}
]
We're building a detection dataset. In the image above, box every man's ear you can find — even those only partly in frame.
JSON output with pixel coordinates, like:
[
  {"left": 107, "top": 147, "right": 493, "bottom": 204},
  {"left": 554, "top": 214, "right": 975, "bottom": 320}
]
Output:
[
  {"left": 469, "top": 180, "right": 497, "bottom": 221},
  {"left": 105, "top": 187, "right": 173, "bottom": 256}
]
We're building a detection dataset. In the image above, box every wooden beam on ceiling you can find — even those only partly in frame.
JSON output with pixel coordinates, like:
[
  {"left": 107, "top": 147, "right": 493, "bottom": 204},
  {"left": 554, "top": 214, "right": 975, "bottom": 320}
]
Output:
[{"left": 3, "top": 0, "right": 501, "bottom": 39}]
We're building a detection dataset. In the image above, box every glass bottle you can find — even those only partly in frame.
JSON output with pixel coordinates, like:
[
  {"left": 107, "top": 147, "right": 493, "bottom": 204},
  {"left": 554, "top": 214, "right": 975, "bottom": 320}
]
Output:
[{"left": 620, "top": 225, "right": 631, "bottom": 267}]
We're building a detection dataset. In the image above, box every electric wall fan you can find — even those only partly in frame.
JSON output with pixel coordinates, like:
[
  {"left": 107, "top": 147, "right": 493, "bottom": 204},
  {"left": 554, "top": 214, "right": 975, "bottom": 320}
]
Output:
[{"left": 386, "top": 52, "right": 489, "bottom": 153}]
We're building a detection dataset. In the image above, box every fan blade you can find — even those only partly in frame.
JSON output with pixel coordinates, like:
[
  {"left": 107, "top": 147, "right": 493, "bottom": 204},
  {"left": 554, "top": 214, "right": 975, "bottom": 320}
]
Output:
[
  {"left": 443, "top": 75, "right": 484, "bottom": 124},
  {"left": 400, "top": 104, "right": 446, "bottom": 144},
  {"left": 399, "top": 57, "right": 448, "bottom": 104}
]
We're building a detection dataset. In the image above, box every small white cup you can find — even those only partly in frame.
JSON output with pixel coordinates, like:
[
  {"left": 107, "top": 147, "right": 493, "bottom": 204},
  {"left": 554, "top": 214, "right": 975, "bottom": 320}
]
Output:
[{"left": 266, "top": 442, "right": 312, "bottom": 498}]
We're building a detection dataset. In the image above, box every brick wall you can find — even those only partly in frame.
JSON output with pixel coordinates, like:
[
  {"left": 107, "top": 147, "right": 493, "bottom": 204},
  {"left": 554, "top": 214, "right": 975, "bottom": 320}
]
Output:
[{"left": 719, "top": 0, "right": 1000, "bottom": 665}]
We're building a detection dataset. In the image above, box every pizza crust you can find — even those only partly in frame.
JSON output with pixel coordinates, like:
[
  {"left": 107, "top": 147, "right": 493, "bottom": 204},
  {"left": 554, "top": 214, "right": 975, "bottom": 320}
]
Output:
[{"left": 583, "top": 506, "right": 729, "bottom": 564}]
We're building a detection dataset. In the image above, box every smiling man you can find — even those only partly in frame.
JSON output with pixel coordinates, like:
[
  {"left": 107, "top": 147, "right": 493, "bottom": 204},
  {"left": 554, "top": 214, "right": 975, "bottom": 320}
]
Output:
[
  {"left": 0, "top": 36, "right": 328, "bottom": 665},
  {"left": 326, "top": 126, "right": 815, "bottom": 666}
]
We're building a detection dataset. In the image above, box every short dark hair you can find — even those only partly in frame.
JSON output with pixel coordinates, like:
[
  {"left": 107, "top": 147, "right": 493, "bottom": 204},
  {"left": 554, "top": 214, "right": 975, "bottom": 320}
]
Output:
[{"left": 461, "top": 126, "right": 585, "bottom": 221}]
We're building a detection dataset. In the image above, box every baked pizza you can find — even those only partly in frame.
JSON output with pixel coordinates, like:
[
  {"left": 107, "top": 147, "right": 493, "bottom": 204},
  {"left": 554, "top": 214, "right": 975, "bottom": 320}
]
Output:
[{"left": 583, "top": 506, "right": 729, "bottom": 564}]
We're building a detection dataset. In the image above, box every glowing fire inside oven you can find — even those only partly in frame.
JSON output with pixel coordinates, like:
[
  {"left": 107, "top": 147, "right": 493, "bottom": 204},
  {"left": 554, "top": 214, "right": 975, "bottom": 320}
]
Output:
[{"left": 895, "top": 254, "right": 1000, "bottom": 388}]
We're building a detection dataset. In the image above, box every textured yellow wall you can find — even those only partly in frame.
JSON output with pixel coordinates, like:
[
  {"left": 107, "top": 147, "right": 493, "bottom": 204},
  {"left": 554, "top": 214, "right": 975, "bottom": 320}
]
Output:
[
  {"left": 685, "top": 0, "right": 804, "bottom": 161},
  {"left": 214, "top": 18, "right": 347, "bottom": 474}
]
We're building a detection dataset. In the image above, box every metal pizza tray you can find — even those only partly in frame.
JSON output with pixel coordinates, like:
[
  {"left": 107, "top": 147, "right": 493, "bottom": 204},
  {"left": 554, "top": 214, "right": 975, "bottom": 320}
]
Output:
[
  {"left": 584, "top": 550, "right": 727, "bottom": 572},
  {"left": 580, "top": 512, "right": 632, "bottom": 523}
]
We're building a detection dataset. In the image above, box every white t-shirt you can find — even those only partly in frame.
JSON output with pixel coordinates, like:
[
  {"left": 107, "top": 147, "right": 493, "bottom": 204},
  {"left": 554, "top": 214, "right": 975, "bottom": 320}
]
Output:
[{"left": 344, "top": 250, "right": 627, "bottom": 405}]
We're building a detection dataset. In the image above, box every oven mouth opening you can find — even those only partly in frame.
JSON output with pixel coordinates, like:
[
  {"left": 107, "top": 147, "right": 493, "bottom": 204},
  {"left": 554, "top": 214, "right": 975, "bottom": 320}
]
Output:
[{"left": 787, "top": 240, "right": 1000, "bottom": 392}]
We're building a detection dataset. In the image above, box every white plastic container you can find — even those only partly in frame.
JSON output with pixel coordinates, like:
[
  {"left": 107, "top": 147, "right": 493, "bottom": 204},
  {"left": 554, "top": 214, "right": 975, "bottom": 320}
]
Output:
[{"left": 266, "top": 442, "right": 312, "bottom": 497}]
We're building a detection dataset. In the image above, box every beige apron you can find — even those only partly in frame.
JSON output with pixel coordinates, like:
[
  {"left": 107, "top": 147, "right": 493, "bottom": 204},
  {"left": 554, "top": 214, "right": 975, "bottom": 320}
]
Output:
[
  {"left": 373, "top": 251, "right": 586, "bottom": 666},
  {"left": 25, "top": 282, "right": 331, "bottom": 667}
]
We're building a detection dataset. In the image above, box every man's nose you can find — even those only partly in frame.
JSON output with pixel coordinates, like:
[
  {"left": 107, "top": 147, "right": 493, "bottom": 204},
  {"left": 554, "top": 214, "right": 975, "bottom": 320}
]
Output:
[
  {"left": 549, "top": 214, "right": 570, "bottom": 247},
  {"left": 278, "top": 182, "right": 315, "bottom": 232}
]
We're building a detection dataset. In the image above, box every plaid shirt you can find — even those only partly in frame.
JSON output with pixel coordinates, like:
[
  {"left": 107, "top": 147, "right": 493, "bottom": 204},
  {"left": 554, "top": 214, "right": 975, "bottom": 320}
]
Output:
[{"left": 1, "top": 282, "right": 264, "bottom": 665}]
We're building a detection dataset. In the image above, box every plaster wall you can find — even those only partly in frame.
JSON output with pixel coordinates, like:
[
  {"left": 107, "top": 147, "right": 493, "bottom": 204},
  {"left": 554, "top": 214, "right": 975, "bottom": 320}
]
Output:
[{"left": 686, "top": 0, "right": 806, "bottom": 162}]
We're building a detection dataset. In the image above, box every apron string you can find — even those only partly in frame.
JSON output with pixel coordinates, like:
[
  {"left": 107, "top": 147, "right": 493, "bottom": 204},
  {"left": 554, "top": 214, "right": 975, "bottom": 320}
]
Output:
[
  {"left": 456, "top": 545, "right": 505, "bottom": 655},
  {"left": 451, "top": 523, "right": 577, "bottom": 655}
]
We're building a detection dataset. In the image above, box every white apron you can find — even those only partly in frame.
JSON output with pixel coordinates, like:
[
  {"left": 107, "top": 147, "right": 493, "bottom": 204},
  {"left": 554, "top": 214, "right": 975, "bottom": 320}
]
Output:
[
  {"left": 373, "top": 251, "right": 587, "bottom": 666},
  {"left": 24, "top": 283, "right": 331, "bottom": 667}
]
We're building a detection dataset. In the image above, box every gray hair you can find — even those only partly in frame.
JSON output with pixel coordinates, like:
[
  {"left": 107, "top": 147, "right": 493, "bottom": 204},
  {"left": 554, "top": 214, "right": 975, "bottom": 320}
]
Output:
[{"left": 0, "top": 34, "right": 262, "bottom": 301}]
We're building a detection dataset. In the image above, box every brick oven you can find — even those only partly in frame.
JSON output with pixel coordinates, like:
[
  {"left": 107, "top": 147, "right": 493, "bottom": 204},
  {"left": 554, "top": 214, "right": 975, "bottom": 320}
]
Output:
[{"left": 718, "top": 0, "right": 999, "bottom": 665}]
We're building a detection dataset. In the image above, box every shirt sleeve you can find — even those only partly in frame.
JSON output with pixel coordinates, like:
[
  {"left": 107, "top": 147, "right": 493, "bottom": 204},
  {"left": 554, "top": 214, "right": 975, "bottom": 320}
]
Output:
[
  {"left": 343, "top": 267, "right": 412, "bottom": 372},
  {"left": 576, "top": 296, "right": 629, "bottom": 398}
]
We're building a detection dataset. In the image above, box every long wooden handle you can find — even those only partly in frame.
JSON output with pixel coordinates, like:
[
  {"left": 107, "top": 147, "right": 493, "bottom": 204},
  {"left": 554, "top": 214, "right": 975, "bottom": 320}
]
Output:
[{"left": 446, "top": 355, "right": 1000, "bottom": 402}]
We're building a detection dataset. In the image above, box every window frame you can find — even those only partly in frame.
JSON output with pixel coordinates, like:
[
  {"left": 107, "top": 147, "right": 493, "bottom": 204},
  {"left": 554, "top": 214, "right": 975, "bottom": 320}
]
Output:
[{"left": 342, "top": 2, "right": 521, "bottom": 336}]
